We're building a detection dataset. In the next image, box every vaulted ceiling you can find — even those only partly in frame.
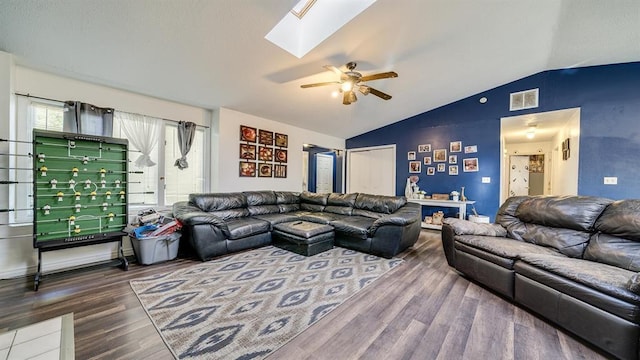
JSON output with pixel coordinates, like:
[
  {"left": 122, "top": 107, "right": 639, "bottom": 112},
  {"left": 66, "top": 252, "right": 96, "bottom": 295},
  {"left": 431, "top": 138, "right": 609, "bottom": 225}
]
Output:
[{"left": 1, "top": 0, "right": 639, "bottom": 139}]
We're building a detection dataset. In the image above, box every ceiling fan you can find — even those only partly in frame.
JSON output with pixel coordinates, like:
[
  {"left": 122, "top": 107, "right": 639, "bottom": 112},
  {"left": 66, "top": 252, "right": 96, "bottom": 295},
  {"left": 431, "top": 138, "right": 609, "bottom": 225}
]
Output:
[{"left": 300, "top": 62, "right": 398, "bottom": 105}]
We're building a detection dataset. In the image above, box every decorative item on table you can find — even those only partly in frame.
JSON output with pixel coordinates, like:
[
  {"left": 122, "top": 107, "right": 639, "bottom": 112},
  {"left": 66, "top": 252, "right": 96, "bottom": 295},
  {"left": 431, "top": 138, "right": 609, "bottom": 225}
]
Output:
[
  {"left": 432, "top": 193, "right": 449, "bottom": 200},
  {"left": 460, "top": 186, "right": 467, "bottom": 201},
  {"left": 415, "top": 190, "right": 426, "bottom": 199},
  {"left": 405, "top": 176, "right": 420, "bottom": 198},
  {"left": 424, "top": 216, "right": 433, "bottom": 224},
  {"left": 451, "top": 190, "right": 460, "bottom": 201},
  {"left": 432, "top": 211, "right": 445, "bottom": 225}
]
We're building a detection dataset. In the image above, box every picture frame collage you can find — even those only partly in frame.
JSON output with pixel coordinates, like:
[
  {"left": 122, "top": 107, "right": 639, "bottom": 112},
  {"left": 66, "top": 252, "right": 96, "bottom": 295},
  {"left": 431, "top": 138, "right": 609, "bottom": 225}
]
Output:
[
  {"left": 408, "top": 140, "right": 479, "bottom": 176},
  {"left": 239, "top": 125, "right": 288, "bottom": 178}
]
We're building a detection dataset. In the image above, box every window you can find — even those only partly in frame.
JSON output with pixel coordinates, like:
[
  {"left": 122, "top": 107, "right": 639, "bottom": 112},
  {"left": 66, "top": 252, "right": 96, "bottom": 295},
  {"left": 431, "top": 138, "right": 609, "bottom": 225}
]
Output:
[{"left": 10, "top": 99, "right": 208, "bottom": 224}]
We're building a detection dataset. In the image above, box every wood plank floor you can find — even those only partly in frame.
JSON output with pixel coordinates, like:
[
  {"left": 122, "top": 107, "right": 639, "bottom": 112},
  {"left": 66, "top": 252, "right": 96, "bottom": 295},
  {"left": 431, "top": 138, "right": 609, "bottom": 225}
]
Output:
[{"left": 0, "top": 231, "right": 609, "bottom": 359}]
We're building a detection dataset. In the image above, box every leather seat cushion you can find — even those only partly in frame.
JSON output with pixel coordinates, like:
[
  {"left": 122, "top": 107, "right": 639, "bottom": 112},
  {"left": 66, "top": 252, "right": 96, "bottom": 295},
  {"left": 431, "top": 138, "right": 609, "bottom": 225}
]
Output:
[
  {"left": 252, "top": 213, "right": 300, "bottom": 229},
  {"left": 454, "top": 235, "right": 561, "bottom": 260},
  {"left": 226, "top": 217, "right": 270, "bottom": 240},
  {"left": 298, "top": 212, "right": 338, "bottom": 224},
  {"left": 515, "top": 195, "right": 612, "bottom": 232},
  {"left": 354, "top": 193, "right": 407, "bottom": 214},
  {"left": 189, "top": 192, "right": 246, "bottom": 212},
  {"left": 518, "top": 254, "right": 640, "bottom": 305},
  {"left": 515, "top": 258, "right": 640, "bottom": 322},
  {"left": 247, "top": 205, "right": 281, "bottom": 216},
  {"left": 330, "top": 216, "right": 375, "bottom": 240},
  {"left": 244, "top": 190, "right": 277, "bottom": 205},
  {"left": 595, "top": 199, "right": 640, "bottom": 241},
  {"left": 584, "top": 233, "right": 640, "bottom": 271}
]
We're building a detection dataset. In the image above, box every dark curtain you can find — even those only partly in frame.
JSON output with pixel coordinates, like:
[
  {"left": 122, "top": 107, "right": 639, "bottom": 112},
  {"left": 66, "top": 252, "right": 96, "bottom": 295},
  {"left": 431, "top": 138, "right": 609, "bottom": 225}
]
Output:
[
  {"left": 174, "top": 121, "right": 197, "bottom": 170},
  {"left": 63, "top": 101, "right": 114, "bottom": 137}
]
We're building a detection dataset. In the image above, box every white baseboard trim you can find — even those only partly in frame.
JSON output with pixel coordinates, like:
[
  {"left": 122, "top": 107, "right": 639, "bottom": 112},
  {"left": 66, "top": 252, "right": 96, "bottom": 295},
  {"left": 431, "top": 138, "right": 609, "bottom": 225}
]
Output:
[{"left": 1, "top": 248, "right": 135, "bottom": 279}]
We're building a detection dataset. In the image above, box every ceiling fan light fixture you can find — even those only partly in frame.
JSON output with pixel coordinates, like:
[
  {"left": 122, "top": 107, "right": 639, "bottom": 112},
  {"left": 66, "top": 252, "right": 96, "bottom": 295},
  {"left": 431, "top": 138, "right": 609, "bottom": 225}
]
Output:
[
  {"left": 526, "top": 125, "right": 537, "bottom": 139},
  {"left": 331, "top": 90, "right": 339, "bottom": 98},
  {"left": 348, "top": 91, "right": 357, "bottom": 103},
  {"left": 341, "top": 81, "right": 353, "bottom": 92},
  {"left": 359, "top": 85, "right": 370, "bottom": 95}
]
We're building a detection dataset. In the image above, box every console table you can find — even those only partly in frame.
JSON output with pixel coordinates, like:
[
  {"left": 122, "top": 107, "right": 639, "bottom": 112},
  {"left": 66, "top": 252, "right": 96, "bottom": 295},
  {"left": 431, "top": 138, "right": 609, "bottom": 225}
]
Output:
[{"left": 408, "top": 198, "right": 476, "bottom": 230}]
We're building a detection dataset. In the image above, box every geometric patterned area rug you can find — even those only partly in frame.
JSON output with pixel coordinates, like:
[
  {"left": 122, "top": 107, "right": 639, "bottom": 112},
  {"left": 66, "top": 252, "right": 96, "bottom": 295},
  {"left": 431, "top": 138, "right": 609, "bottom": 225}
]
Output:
[{"left": 130, "top": 246, "right": 402, "bottom": 359}]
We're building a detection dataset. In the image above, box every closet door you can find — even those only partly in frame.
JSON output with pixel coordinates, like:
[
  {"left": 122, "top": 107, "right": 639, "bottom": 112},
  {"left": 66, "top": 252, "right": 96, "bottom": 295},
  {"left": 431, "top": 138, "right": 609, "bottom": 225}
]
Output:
[{"left": 347, "top": 145, "right": 395, "bottom": 196}]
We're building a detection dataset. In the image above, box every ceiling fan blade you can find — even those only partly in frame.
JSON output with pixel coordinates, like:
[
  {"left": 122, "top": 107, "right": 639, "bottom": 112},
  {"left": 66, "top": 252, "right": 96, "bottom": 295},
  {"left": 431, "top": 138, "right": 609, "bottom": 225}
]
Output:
[
  {"left": 368, "top": 87, "right": 392, "bottom": 100},
  {"left": 300, "top": 81, "right": 341, "bottom": 88},
  {"left": 324, "top": 65, "right": 344, "bottom": 76},
  {"left": 359, "top": 71, "right": 398, "bottom": 82}
]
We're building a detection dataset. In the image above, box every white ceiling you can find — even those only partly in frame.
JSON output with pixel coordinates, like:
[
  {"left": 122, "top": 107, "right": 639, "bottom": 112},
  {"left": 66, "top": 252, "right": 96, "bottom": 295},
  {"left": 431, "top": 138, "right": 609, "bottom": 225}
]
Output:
[
  {"left": 501, "top": 108, "right": 578, "bottom": 144},
  {"left": 1, "top": 0, "right": 639, "bottom": 139}
]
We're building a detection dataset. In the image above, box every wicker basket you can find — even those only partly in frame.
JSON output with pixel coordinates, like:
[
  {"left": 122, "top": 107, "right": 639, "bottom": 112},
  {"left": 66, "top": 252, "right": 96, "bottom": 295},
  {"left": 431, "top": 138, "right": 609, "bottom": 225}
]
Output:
[{"left": 432, "top": 193, "right": 450, "bottom": 200}]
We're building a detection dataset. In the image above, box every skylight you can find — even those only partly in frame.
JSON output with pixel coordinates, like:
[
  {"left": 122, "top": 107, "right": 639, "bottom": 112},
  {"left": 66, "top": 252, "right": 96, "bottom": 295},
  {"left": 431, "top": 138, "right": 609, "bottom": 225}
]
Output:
[{"left": 265, "top": 0, "right": 377, "bottom": 58}]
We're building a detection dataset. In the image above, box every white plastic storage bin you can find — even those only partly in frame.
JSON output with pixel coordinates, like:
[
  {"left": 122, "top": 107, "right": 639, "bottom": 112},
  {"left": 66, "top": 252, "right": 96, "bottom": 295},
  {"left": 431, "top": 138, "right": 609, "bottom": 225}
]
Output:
[{"left": 129, "top": 232, "right": 181, "bottom": 265}]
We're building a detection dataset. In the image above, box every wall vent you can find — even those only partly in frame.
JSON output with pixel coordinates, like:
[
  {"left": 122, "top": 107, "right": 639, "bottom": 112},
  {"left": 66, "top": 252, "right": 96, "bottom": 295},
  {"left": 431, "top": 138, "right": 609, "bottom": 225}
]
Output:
[{"left": 510, "top": 88, "right": 539, "bottom": 111}]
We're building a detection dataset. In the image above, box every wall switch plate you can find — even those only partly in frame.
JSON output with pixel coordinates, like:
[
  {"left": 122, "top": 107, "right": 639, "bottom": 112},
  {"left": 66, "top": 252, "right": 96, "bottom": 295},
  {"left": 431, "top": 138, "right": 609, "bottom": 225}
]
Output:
[
  {"left": 482, "top": 177, "right": 491, "bottom": 183},
  {"left": 604, "top": 177, "right": 618, "bottom": 185}
]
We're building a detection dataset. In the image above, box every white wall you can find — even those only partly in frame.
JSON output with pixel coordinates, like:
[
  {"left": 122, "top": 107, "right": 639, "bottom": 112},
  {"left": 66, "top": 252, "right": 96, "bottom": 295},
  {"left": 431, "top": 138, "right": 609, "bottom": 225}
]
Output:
[
  {"left": 216, "top": 107, "right": 345, "bottom": 192},
  {"left": 551, "top": 110, "right": 580, "bottom": 195},
  {"left": 0, "top": 59, "right": 213, "bottom": 279}
]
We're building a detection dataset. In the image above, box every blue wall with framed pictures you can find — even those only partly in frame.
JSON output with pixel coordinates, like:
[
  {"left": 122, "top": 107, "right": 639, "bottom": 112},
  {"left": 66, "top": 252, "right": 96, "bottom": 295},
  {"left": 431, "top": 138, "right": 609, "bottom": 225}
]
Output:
[{"left": 346, "top": 61, "right": 640, "bottom": 221}]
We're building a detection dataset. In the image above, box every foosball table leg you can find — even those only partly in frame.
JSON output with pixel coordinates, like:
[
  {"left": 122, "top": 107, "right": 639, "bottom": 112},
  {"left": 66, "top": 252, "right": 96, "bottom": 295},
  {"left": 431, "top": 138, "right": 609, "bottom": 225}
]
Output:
[
  {"left": 118, "top": 238, "right": 129, "bottom": 271},
  {"left": 34, "top": 249, "right": 42, "bottom": 291}
]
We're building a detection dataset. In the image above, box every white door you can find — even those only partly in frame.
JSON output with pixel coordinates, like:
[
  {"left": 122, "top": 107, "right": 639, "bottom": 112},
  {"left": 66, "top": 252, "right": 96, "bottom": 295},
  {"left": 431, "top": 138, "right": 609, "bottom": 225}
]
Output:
[
  {"left": 509, "top": 155, "right": 530, "bottom": 197},
  {"left": 347, "top": 145, "right": 395, "bottom": 195},
  {"left": 315, "top": 153, "right": 334, "bottom": 193},
  {"left": 302, "top": 151, "right": 309, "bottom": 191}
]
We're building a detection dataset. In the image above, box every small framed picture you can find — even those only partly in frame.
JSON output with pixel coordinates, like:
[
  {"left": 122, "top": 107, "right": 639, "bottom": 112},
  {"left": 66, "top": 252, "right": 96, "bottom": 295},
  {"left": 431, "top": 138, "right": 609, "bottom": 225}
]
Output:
[
  {"left": 449, "top": 155, "right": 457, "bottom": 164},
  {"left": 258, "top": 146, "right": 273, "bottom": 161},
  {"left": 433, "top": 149, "right": 447, "bottom": 162},
  {"left": 275, "top": 133, "right": 288, "bottom": 147},
  {"left": 258, "top": 163, "right": 272, "bottom": 177},
  {"left": 437, "top": 163, "right": 446, "bottom": 172},
  {"left": 259, "top": 129, "right": 274, "bottom": 145},
  {"left": 275, "top": 149, "right": 288, "bottom": 163},
  {"left": 418, "top": 144, "right": 431, "bottom": 153},
  {"left": 463, "top": 158, "right": 479, "bottom": 172},
  {"left": 409, "top": 161, "right": 421, "bottom": 173},
  {"left": 427, "top": 167, "right": 435, "bottom": 175},
  {"left": 273, "top": 164, "right": 287, "bottom": 178},
  {"left": 449, "top": 165, "right": 459, "bottom": 175},
  {"left": 408, "top": 151, "right": 416, "bottom": 160},
  {"left": 239, "top": 162, "right": 256, "bottom": 177},
  {"left": 239, "top": 144, "right": 256, "bottom": 160},
  {"left": 240, "top": 125, "right": 257, "bottom": 143},
  {"left": 464, "top": 145, "right": 477, "bottom": 154},
  {"left": 423, "top": 156, "right": 432, "bottom": 165},
  {"left": 450, "top": 141, "right": 462, "bottom": 153}
]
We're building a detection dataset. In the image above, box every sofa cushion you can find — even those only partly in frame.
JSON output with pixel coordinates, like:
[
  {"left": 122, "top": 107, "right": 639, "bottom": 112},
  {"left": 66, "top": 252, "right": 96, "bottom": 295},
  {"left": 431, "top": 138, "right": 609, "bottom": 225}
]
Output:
[
  {"left": 244, "top": 190, "right": 277, "bottom": 206},
  {"left": 279, "top": 203, "right": 300, "bottom": 213},
  {"left": 252, "top": 213, "right": 301, "bottom": 230},
  {"left": 584, "top": 233, "right": 640, "bottom": 271},
  {"left": 495, "top": 196, "right": 529, "bottom": 241},
  {"left": 595, "top": 200, "right": 640, "bottom": 241},
  {"left": 189, "top": 192, "right": 246, "bottom": 212},
  {"left": 627, "top": 274, "right": 640, "bottom": 295},
  {"left": 443, "top": 218, "right": 507, "bottom": 237},
  {"left": 327, "top": 193, "right": 357, "bottom": 206},
  {"left": 516, "top": 254, "right": 640, "bottom": 305},
  {"left": 298, "top": 212, "right": 339, "bottom": 225},
  {"left": 300, "top": 191, "right": 329, "bottom": 205},
  {"left": 515, "top": 196, "right": 612, "bottom": 232},
  {"left": 275, "top": 191, "right": 300, "bottom": 204},
  {"left": 352, "top": 209, "right": 385, "bottom": 219},
  {"left": 210, "top": 208, "right": 250, "bottom": 220},
  {"left": 325, "top": 205, "right": 353, "bottom": 215},
  {"left": 247, "top": 205, "right": 281, "bottom": 216},
  {"left": 354, "top": 193, "right": 407, "bottom": 214},
  {"left": 455, "top": 235, "right": 561, "bottom": 260},
  {"left": 225, "top": 217, "right": 270, "bottom": 240},
  {"left": 330, "top": 216, "right": 376, "bottom": 240},
  {"left": 520, "top": 224, "right": 592, "bottom": 258}
]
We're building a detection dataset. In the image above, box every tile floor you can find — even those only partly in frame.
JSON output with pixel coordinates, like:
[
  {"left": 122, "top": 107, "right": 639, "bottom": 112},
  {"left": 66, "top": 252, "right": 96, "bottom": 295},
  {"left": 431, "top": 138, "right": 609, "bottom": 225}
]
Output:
[{"left": 0, "top": 314, "right": 73, "bottom": 360}]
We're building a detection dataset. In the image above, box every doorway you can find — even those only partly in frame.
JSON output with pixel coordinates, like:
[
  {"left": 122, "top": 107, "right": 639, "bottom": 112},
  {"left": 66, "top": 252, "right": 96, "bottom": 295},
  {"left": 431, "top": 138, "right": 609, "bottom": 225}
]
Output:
[
  {"left": 500, "top": 108, "right": 580, "bottom": 203},
  {"left": 303, "top": 144, "right": 343, "bottom": 193}
]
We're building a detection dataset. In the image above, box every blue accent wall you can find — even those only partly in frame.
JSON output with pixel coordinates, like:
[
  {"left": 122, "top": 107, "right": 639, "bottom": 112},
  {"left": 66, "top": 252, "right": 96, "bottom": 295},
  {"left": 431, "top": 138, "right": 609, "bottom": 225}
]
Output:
[{"left": 347, "top": 62, "right": 640, "bottom": 220}]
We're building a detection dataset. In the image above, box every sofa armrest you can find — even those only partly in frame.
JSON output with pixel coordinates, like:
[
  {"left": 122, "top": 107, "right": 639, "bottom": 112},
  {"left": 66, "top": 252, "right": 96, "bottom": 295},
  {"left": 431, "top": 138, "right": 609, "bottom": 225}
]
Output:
[
  {"left": 442, "top": 218, "right": 507, "bottom": 237},
  {"left": 173, "top": 201, "right": 230, "bottom": 237},
  {"left": 626, "top": 273, "right": 640, "bottom": 295},
  {"left": 370, "top": 203, "right": 420, "bottom": 235}
]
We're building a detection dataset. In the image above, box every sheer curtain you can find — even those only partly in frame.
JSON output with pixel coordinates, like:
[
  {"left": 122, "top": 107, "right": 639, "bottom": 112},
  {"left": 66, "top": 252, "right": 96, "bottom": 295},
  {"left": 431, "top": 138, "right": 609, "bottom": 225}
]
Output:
[{"left": 115, "top": 112, "right": 160, "bottom": 167}]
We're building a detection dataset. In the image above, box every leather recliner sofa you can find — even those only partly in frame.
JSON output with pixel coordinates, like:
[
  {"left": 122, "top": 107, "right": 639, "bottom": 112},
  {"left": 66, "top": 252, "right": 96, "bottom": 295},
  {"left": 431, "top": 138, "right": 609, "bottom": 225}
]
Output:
[
  {"left": 173, "top": 190, "right": 421, "bottom": 261},
  {"left": 441, "top": 195, "right": 640, "bottom": 360}
]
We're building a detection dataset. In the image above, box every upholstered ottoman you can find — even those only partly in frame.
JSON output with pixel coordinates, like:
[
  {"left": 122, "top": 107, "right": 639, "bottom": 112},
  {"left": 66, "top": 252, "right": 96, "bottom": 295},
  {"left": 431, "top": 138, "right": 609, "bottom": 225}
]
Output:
[{"left": 272, "top": 221, "right": 334, "bottom": 256}]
